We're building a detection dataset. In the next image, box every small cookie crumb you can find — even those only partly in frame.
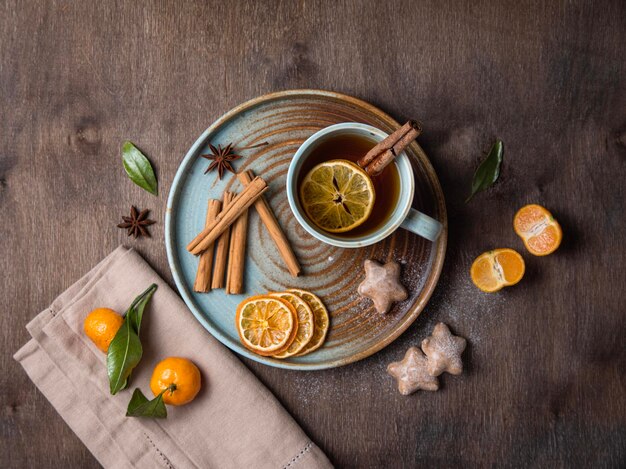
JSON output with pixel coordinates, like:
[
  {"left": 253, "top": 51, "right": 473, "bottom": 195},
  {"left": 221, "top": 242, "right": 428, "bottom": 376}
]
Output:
[
  {"left": 421, "top": 323, "right": 467, "bottom": 376},
  {"left": 358, "top": 259, "right": 408, "bottom": 314},
  {"left": 387, "top": 346, "right": 439, "bottom": 395}
]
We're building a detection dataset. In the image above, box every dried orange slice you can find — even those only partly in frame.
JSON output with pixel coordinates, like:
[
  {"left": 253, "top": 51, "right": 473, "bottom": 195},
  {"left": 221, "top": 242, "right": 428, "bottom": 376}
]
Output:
[
  {"left": 235, "top": 295, "right": 298, "bottom": 356},
  {"left": 270, "top": 292, "right": 315, "bottom": 358},
  {"left": 470, "top": 249, "right": 525, "bottom": 293},
  {"left": 288, "top": 289, "right": 330, "bottom": 356},
  {"left": 300, "top": 159, "right": 375, "bottom": 233},
  {"left": 514, "top": 204, "right": 562, "bottom": 256}
]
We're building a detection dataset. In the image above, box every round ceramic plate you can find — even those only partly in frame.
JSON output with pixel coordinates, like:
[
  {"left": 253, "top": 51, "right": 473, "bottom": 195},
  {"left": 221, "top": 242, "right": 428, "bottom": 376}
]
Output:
[{"left": 165, "top": 90, "right": 447, "bottom": 370}]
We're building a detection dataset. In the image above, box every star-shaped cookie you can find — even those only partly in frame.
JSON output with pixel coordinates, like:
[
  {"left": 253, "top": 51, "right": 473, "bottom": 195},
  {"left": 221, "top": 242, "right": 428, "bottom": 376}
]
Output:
[
  {"left": 358, "top": 259, "right": 408, "bottom": 314},
  {"left": 387, "top": 346, "right": 439, "bottom": 395},
  {"left": 421, "top": 322, "right": 467, "bottom": 376}
]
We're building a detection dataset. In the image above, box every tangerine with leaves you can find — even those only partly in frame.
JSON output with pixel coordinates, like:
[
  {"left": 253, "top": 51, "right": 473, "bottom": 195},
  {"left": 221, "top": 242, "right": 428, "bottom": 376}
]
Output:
[
  {"left": 150, "top": 357, "right": 201, "bottom": 406},
  {"left": 83, "top": 308, "right": 124, "bottom": 353}
]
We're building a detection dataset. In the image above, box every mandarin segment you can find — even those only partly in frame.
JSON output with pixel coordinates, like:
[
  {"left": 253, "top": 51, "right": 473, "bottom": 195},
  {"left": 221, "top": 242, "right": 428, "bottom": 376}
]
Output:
[
  {"left": 514, "top": 204, "right": 562, "bottom": 256},
  {"left": 494, "top": 249, "right": 525, "bottom": 284},
  {"left": 470, "top": 255, "right": 502, "bottom": 292},
  {"left": 525, "top": 224, "right": 561, "bottom": 254},
  {"left": 514, "top": 204, "right": 547, "bottom": 232}
]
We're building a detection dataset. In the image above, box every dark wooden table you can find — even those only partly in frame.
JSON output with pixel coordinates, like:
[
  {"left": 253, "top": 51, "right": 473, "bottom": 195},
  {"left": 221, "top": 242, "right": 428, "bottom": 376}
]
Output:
[{"left": 2, "top": 1, "right": 625, "bottom": 467}]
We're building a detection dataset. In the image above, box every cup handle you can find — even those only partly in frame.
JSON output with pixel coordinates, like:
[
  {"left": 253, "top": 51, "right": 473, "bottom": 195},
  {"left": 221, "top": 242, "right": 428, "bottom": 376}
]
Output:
[{"left": 400, "top": 208, "right": 443, "bottom": 242}]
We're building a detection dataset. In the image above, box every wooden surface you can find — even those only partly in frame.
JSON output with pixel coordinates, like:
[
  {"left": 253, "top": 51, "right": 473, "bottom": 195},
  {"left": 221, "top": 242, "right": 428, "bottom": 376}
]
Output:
[{"left": 1, "top": 0, "right": 624, "bottom": 467}]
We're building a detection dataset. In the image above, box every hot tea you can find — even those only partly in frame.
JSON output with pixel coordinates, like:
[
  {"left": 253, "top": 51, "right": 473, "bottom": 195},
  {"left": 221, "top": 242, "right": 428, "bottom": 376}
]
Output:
[{"left": 298, "top": 133, "right": 401, "bottom": 237}]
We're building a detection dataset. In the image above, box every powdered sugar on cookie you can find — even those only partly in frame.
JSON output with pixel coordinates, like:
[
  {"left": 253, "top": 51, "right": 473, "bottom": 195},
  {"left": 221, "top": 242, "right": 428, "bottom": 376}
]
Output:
[
  {"left": 358, "top": 259, "right": 408, "bottom": 314},
  {"left": 421, "top": 323, "right": 466, "bottom": 376},
  {"left": 387, "top": 346, "right": 439, "bottom": 395}
]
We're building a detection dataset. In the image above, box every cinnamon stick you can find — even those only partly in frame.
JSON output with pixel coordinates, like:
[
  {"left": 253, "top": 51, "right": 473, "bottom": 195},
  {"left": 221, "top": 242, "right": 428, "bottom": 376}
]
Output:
[
  {"left": 211, "top": 191, "right": 234, "bottom": 289},
  {"left": 187, "top": 176, "right": 268, "bottom": 255},
  {"left": 237, "top": 170, "right": 301, "bottom": 277},
  {"left": 192, "top": 199, "right": 222, "bottom": 292},
  {"left": 226, "top": 202, "right": 248, "bottom": 295},
  {"left": 357, "top": 120, "right": 422, "bottom": 176}
]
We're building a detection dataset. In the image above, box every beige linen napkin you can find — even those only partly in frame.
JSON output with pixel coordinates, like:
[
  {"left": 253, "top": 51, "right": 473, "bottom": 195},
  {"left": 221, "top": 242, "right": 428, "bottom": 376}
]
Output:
[{"left": 14, "top": 246, "right": 332, "bottom": 469}]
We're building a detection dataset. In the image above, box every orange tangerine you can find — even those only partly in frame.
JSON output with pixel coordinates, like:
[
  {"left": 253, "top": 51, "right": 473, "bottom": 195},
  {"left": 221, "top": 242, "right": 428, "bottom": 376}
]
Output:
[
  {"left": 83, "top": 308, "right": 124, "bottom": 353},
  {"left": 470, "top": 249, "right": 525, "bottom": 293},
  {"left": 150, "top": 357, "right": 201, "bottom": 406},
  {"left": 514, "top": 204, "right": 562, "bottom": 256}
]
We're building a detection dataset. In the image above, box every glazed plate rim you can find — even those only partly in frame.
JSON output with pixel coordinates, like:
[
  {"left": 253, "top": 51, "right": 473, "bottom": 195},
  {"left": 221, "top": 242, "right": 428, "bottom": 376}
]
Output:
[{"left": 165, "top": 89, "right": 447, "bottom": 370}]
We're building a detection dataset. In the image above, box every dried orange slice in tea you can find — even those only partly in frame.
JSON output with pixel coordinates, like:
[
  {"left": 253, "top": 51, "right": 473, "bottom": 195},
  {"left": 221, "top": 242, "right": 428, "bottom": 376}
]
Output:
[
  {"left": 300, "top": 159, "right": 375, "bottom": 233},
  {"left": 270, "top": 292, "right": 315, "bottom": 358},
  {"left": 514, "top": 204, "right": 562, "bottom": 256},
  {"left": 235, "top": 295, "right": 298, "bottom": 356},
  {"left": 288, "top": 289, "right": 330, "bottom": 356},
  {"left": 470, "top": 248, "right": 525, "bottom": 293}
]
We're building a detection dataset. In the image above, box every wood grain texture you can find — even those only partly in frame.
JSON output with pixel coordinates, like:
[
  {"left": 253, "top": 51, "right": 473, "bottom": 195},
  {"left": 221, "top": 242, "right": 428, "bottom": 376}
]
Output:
[{"left": 1, "top": 0, "right": 624, "bottom": 468}]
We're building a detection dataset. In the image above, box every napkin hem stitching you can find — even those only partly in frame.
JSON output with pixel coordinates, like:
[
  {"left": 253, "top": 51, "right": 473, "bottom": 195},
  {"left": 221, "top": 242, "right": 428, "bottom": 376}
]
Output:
[
  {"left": 144, "top": 432, "right": 175, "bottom": 469},
  {"left": 282, "top": 441, "right": 312, "bottom": 468}
]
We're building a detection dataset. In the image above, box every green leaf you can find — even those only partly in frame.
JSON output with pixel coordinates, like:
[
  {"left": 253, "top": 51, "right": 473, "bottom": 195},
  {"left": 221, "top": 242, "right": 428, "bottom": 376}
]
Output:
[
  {"left": 466, "top": 140, "right": 504, "bottom": 203},
  {"left": 125, "top": 284, "right": 157, "bottom": 335},
  {"left": 107, "top": 318, "right": 142, "bottom": 394},
  {"left": 107, "top": 284, "right": 158, "bottom": 395},
  {"left": 126, "top": 387, "right": 169, "bottom": 418},
  {"left": 122, "top": 141, "right": 158, "bottom": 195}
]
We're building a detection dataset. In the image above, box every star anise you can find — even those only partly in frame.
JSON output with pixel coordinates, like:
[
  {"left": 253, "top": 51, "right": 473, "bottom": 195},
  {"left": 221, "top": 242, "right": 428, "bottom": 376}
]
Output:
[
  {"left": 117, "top": 206, "right": 156, "bottom": 238},
  {"left": 200, "top": 141, "right": 268, "bottom": 180}
]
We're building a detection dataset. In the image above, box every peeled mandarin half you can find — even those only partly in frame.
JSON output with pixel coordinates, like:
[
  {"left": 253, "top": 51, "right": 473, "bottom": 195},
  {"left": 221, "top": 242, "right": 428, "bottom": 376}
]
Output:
[
  {"left": 288, "top": 289, "right": 330, "bottom": 356},
  {"left": 514, "top": 204, "right": 562, "bottom": 256},
  {"left": 270, "top": 292, "right": 315, "bottom": 358},
  {"left": 300, "top": 160, "right": 375, "bottom": 233},
  {"left": 236, "top": 295, "right": 298, "bottom": 356},
  {"left": 470, "top": 248, "right": 525, "bottom": 293}
]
